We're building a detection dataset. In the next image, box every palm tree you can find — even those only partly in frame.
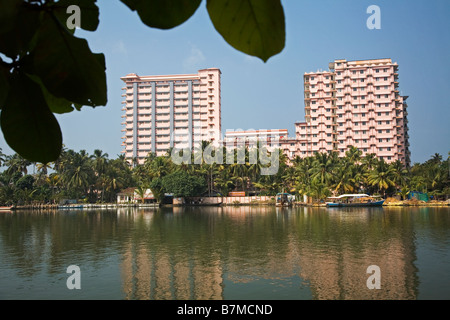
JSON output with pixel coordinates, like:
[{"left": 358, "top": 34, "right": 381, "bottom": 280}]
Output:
[
  {"left": 333, "top": 167, "right": 356, "bottom": 194},
  {"left": 309, "top": 152, "right": 337, "bottom": 186},
  {"left": 59, "top": 150, "right": 93, "bottom": 199},
  {"left": 345, "top": 145, "right": 362, "bottom": 165},
  {"left": 390, "top": 160, "right": 408, "bottom": 189},
  {"left": 5, "top": 153, "right": 32, "bottom": 175},
  {"left": 307, "top": 180, "right": 331, "bottom": 203},
  {"left": 91, "top": 149, "right": 109, "bottom": 176},
  {"left": 367, "top": 159, "right": 396, "bottom": 197}
]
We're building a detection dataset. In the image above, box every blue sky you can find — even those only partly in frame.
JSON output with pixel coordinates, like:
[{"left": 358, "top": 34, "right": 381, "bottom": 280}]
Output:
[{"left": 1, "top": 0, "right": 449, "bottom": 164}]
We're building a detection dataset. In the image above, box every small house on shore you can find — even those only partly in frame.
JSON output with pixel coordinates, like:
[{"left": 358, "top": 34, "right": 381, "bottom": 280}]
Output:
[{"left": 117, "top": 187, "right": 156, "bottom": 204}]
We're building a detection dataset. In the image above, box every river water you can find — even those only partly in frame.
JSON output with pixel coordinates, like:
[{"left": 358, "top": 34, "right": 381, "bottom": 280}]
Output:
[{"left": 0, "top": 206, "right": 449, "bottom": 300}]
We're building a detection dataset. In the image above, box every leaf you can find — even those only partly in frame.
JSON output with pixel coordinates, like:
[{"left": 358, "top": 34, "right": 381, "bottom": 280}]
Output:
[
  {"left": 206, "top": 0, "right": 285, "bottom": 62},
  {"left": 0, "top": 72, "right": 63, "bottom": 163},
  {"left": 27, "top": 12, "right": 107, "bottom": 107},
  {"left": 120, "top": 0, "right": 202, "bottom": 29},
  {"left": 51, "top": 0, "right": 100, "bottom": 32},
  {"left": 26, "top": 74, "right": 82, "bottom": 114},
  {"left": 0, "top": 60, "right": 10, "bottom": 107},
  {"left": 0, "top": 0, "right": 41, "bottom": 58}
]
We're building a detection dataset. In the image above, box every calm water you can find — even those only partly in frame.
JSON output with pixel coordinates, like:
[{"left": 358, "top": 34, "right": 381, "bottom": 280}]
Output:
[{"left": 0, "top": 206, "right": 449, "bottom": 300}]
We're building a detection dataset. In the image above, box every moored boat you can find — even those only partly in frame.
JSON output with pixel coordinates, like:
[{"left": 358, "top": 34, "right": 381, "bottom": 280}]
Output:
[
  {"left": 326, "top": 194, "right": 384, "bottom": 207},
  {"left": 0, "top": 206, "right": 15, "bottom": 211},
  {"left": 276, "top": 193, "right": 294, "bottom": 207}
]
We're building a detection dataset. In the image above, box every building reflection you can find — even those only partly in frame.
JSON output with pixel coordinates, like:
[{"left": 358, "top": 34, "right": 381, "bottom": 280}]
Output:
[
  {"left": 120, "top": 221, "right": 223, "bottom": 300},
  {"left": 119, "top": 207, "right": 418, "bottom": 300}
]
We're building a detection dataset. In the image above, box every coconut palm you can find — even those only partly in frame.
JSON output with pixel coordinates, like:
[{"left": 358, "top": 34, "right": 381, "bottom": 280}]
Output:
[
  {"left": 367, "top": 159, "right": 396, "bottom": 197},
  {"left": 309, "top": 152, "right": 337, "bottom": 185}
]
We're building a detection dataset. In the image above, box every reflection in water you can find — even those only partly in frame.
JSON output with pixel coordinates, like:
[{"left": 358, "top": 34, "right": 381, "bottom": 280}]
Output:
[{"left": 0, "top": 206, "right": 449, "bottom": 299}]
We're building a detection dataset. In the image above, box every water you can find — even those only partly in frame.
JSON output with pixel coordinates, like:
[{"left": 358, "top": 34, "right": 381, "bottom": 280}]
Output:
[{"left": 0, "top": 206, "right": 449, "bottom": 300}]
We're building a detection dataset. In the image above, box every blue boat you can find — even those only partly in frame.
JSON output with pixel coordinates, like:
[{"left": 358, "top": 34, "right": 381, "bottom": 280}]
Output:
[
  {"left": 326, "top": 194, "right": 384, "bottom": 207},
  {"left": 58, "top": 205, "right": 84, "bottom": 210}
]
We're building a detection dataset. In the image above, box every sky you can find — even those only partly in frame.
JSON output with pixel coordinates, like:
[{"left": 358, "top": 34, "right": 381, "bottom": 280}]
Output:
[{"left": 1, "top": 0, "right": 449, "bottom": 164}]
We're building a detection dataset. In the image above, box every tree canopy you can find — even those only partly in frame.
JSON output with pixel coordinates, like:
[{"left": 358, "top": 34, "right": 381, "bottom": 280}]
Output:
[{"left": 0, "top": 0, "right": 286, "bottom": 163}]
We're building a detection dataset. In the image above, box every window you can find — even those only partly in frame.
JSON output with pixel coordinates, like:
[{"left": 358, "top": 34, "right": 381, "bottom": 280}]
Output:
[{"left": 360, "top": 70, "right": 364, "bottom": 74}]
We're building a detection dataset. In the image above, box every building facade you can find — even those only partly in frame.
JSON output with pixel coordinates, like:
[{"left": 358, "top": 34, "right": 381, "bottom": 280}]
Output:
[
  {"left": 223, "top": 129, "right": 289, "bottom": 149},
  {"left": 121, "top": 68, "right": 221, "bottom": 164},
  {"left": 298, "top": 58, "right": 410, "bottom": 166}
]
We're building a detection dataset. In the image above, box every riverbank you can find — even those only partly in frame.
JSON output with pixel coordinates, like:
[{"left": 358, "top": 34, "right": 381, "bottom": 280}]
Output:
[
  {"left": 11, "top": 203, "right": 159, "bottom": 211},
  {"left": 7, "top": 198, "right": 449, "bottom": 211},
  {"left": 383, "top": 198, "right": 450, "bottom": 207}
]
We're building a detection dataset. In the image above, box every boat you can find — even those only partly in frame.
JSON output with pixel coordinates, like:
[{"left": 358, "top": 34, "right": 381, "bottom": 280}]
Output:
[
  {"left": 326, "top": 194, "right": 384, "bottom": 207},
  {"left": 276, "top": 193, "right": 294, "bottom": 207},
  {"left": 58, "top": 205, "right": 84, "bottom": 210},
  {"left": 0, "top": 206, "right": 15, "bottom": 211}
]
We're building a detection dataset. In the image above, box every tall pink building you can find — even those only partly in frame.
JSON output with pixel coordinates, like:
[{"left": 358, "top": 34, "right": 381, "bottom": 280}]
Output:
[
  {"left": 297, "top": 59, "right": 410, "bottom": 166},
  {"left": 121, "top": 68, "right": 221, "bottom": 163}
]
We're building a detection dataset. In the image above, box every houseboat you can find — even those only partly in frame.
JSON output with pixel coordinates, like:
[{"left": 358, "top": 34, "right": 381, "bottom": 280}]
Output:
[{"left": 326, "top": 194, "right": 384, "bottom": 207}]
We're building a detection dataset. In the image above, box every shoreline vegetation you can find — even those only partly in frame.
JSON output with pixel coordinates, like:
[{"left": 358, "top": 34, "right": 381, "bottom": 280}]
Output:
[
  {"left": 7, "top": 197, "right": 450, "bottom": 211},
  {"left": 0, "top": 144, "right": 449, "bottom": 209}
]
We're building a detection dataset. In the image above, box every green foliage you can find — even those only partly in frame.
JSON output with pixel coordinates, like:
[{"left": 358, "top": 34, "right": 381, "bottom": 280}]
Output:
[
  {"left": 121, "top": 0, "right": 202, "bottom": 29},
  {"left": 207, "top": 0, "right": 285, "bottom": 62},
  {"left": 162, "top": 170, "right": 207, "bottom": 197},
  {"left": 0, "top": 145, "right": 448, "bottom": 205},
  {"left": 1, "top": 73, "right": 63, "bottom": 163},
  {"left": 0, "top": 0, "right": 287, "bottom": 163}
]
